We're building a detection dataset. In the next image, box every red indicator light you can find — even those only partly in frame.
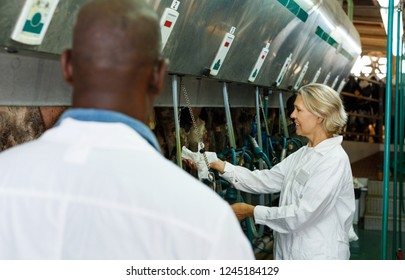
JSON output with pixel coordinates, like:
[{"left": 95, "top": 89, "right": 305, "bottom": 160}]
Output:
[{"left": 224, "top": 42, "right": 230, "bottom": 47}]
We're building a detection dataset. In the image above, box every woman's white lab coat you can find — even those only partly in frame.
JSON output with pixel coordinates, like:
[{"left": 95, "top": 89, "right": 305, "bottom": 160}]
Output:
[{"left": 221, "top": 136, "right": 355, "bottom": 259}]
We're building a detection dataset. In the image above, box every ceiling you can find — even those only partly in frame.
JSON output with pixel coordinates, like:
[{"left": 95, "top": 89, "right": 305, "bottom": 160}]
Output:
[{"left": 343, "top": 0, "right": 388, "bottom": 57}]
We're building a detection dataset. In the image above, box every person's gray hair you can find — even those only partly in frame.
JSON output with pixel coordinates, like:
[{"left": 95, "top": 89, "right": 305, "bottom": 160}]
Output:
[{"left": 297, "top": 83, "right": 348, "bottom": 134}]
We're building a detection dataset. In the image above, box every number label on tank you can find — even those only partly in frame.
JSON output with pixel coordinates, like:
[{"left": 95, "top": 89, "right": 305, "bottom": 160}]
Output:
[
  {"left": 275, "top": 53, "right": 292, "bottom": 87},
  {"left": 331, "top": 75, "right": 340, "bottom": 89},
  {"left": 293, "top": 61, "right": 309, "bottom": 90},
  {"left": 323, "top": 72, "right": 331, "bottom": 85},
  {"left": 248, "top": 43, "right": 270, "bottom": 83},
  {"left": 160, "top": 0, "right": 180, "bottom": 51},
  {"left": 209, "top": 27, "right": 236, "bottom": 76},
  {"left": 337, "top": 79, "right": 346, "bottom": 93},
  {"left": 312, "top": 67, "right": 322, "bottom": 83}
]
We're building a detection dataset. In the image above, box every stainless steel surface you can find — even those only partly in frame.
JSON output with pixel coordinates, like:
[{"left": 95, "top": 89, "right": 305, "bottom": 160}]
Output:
[
  {"left": 0, "top": 0, "right": 84, "bottom": 53},
  {"left": 152, "top": 0, "right": 360, "bottom": 89},
  {"left": 0, "top": 50, "right": 71, "bottom": 105},
  {"left": 0, "top": 0, "right": 361, "bottom": 106}
]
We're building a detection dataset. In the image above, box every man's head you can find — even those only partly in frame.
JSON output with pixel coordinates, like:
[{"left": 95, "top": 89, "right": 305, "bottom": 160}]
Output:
[{"left": 61, "top": 0, "right": 167, "bottom": 123}]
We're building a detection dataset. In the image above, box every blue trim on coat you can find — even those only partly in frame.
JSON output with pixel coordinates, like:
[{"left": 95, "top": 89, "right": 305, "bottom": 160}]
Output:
[{"left": 56, "top": 109, "right": 161, "bottom": 152}]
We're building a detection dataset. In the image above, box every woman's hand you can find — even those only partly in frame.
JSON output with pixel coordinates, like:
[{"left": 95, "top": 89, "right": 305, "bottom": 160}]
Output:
[
  {"left": 209, "top": 159, "right": 226, "bottom": 174},
  {"left": 182, "top": 159, "right": 198, "bottom": 170},
  {"left": 231, "top": 202, "right": 255, "bottom": 221},
  {"left": 184, "top": 158, "right": 226, "bottom": 174}
]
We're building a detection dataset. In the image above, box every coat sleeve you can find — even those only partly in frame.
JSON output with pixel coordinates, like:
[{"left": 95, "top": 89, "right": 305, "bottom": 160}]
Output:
[
  {"left": 220, "top": 152, "right": 297, "bottom": 194},
  {"left": 253, "top": 155, "right": 352, "bottom": 233}
]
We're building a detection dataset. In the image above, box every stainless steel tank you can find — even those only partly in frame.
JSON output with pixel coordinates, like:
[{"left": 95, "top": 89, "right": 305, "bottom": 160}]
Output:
[{"left": 0, "top": 0, "right": 361, "bottom": 106}]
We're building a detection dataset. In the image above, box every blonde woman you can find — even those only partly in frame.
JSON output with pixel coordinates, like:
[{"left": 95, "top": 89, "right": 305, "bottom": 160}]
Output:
[{"left": 211, "top": 83, "right": 355, "bottom": 260}]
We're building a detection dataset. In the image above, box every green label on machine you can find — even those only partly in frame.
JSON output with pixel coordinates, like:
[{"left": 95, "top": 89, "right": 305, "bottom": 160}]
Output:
[{"left": 22, "top": 13, "right": 44, "bottom": 35}]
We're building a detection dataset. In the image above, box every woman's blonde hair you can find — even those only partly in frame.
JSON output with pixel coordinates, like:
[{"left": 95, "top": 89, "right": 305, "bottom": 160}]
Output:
[{"left": 297, "top": 83, "right": 347, "bottom": 134}]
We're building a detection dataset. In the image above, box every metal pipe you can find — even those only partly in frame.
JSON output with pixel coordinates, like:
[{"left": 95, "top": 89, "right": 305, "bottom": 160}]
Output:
[
  {"left": 172, "top": 75, "right": 182, "bottom": 167},
  {"left": 255, "top": 87, "right": 264, "bottom": 170},
  {"left": 222, "top": 83, "right": 243, "bottom": 222},
  {"left": 261, "top": 90, "right": 272, "bottom": 158},
  {"left": 399, "top": 34, "right": 404, "bottom": 251},
  {"left": 392, "top": 5, "right": 401, "bottom": 258},
  {"left": 347, "top": 0, "right": 354, "bottom": 21},
  {"left": 279, "top": 91, "right": 289, "bottom": 138},
  {"left": 381, "top": 0, "right": 396, "bottom": 260},
  {"left": 264, "top": 90, "right": 269, "bottom": 120},
  {"left": 223, "top": 82, "right": 236, "bottom": 148}
]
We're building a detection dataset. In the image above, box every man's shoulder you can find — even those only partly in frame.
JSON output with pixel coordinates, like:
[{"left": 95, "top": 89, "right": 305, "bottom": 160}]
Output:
[{"left": 0, "top": 138, "right": 44, "bottom": 159}]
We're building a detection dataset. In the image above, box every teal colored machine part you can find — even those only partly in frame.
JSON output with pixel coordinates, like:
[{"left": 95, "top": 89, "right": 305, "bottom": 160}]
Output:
[
  {"left": 381, "top": 0, "right": 395, "bottom": 260},
  {"left": 315, "top": 26, "right": 353, "bottom": 61},
  {"left": 277, "top": 0, "right": 308, "bottom": 22},
  {"left": 399, "top": 40, "right": 404, "bottom": 255},
  {"left": 382, "top": 2, "right": 405, "bottom": 260},
  {"left": 392, "top": 6, "right": 404, "bottom": 259},
  {"left": 392, "top": 6, "right": 400, "bottom": 259}
]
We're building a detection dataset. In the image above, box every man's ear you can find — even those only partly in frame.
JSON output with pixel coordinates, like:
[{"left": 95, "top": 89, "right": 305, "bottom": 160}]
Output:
[
  {"left": 60, "top": 49, "right": 74, "bottom": 86},
  {"left": 150, "top": 59, "right": 168, "bottom": 95}
]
